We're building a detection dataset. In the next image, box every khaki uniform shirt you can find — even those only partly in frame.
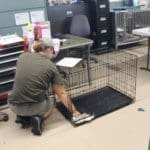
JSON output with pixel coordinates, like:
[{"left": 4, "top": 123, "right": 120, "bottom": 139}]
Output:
[{"left": 8, "top": 52, "right": 63, "bottom": 105}]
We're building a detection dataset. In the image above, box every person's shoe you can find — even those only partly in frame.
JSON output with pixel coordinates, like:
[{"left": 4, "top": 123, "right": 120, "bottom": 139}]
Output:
[
  {"left": 15, "top": 115, "right": 23, "bottom": 123},
  {"left": 31, "top": 116, "right": 43, "bottom": 136},
  {"left": 15, "top": 115, "right": 31, "bottom": 128}
]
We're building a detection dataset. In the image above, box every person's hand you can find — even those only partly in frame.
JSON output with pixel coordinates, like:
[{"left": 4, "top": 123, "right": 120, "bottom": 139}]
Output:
[
  {"left": 72, "top": 113, "right": 95, "bottom": 125},
  {"left": 72, "top": 110, "right": 81, "bottom": 117},
  {"left": 52, "top": 38, "right": 60, "bottom": 58}
]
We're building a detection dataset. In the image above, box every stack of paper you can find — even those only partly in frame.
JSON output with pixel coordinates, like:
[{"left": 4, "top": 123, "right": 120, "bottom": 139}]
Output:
[
  {"left": 56, "top": 57, "right": 82, "bottom": 68},
  {"left": 0, "top": 34, "right": 24, "bottom": 46}
]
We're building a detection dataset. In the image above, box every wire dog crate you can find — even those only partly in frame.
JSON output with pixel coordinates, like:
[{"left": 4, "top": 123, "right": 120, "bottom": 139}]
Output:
[
  {"left": 56, "top": 51, "right": 137, "bottom": 126},
  {"left": 111, "top": 9, "right": 150, "bottom": 50}
]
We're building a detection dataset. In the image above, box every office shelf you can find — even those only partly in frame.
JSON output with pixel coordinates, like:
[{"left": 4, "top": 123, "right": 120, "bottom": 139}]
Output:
[
  {"left": 0, "top": 78, "right": 14, "bottom": 85},
  {"left": 0, "top": 57, "right": 18, "bottom": 65},
  {"left": 0, "top": 51, "right": 23, "bottom": 58},
  {"left": 0, "top": 35, "right": 24, "bottom": 101},
  {"left": 0, "top": 66, "right": 16, "bottom": 74}
]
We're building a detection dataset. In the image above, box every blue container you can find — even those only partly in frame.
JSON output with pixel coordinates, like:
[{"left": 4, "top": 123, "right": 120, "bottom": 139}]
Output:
[
  {"left": 123, "top": 0, "right": 140, "bottom": 7},
  {"left": 123, "top": 0, "right": 133, "bottom": 6}
]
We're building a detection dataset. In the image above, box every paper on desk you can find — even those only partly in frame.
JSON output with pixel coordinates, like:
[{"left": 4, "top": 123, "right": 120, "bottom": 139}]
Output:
[{"left": 56, "top": 57, "right": 82, "bottom": 68}]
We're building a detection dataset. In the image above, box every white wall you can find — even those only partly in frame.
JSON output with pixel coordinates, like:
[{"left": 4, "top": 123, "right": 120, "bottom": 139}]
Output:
[
  {"left": 110, "top": 0, "right": 122, "bottom": 1},
  {"left": 110, "top": 0, "right": 150, "bottom": 8},
  {"left": 139, "top": 0, "right": 149, "bottom": 8}
]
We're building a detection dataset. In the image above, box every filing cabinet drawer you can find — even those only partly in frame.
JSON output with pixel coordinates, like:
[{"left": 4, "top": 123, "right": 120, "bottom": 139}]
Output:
[
  {"left": 97, "top": 0, "right": 109, "bottom": 6},
  {"left": 97, "top": 33, "right": 110, "bottom": 48},
  {"left": 97, "top": 39, "right": 109, "bottom": 48},
  {"left": 96, "top": 16, "right": 108, "bottom": 27},
  {"left": 97, "top": 1, "right": 109, "bottom": 15},
  {"left": 96, "top": 28, "right": 109, "bottom": 37}
]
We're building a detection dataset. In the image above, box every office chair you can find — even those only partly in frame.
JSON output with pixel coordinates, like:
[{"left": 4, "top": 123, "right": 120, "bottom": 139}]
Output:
[
  {"left": 70, "top": 15, "right": 98, "bottom": 65},
  {"left": 70, "top": 15, "right": 91, "bottom": 38}
]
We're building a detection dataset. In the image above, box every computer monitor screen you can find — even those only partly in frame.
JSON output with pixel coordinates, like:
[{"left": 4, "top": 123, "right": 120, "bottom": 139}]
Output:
[{"left": 46, "top": 3, "right": 90, "bottom": 36}]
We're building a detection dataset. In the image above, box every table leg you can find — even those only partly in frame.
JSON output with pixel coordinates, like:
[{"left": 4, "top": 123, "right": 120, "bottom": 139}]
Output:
[
  {"left": 140, "top": 37, "right": 150, "bottom": 71},
  {"left": 67, "top": 48, "right": 70, "bottom": 57},
  {"left": 86, "top": 45, "right": 92, "bottom": 85}
]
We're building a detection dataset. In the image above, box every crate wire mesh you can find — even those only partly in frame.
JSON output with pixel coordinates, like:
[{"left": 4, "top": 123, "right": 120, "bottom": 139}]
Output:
[
  {"left": 107, "top": 52, "right": 137, "bottom": 100},
  {"left": 62, "top": 52, "right": 137, "bottom": 99},
  {"left": 56, "top": 51, "right": 137, "bottom": 124},
  {"left": 112, "top": 10, "right": 150, "bottom": 49},
  {"left": 116, "top": 10, "right": 150, "bottom": 34},
  {"left": 115, "top": 11, "right": 141, "bottom": 45}
]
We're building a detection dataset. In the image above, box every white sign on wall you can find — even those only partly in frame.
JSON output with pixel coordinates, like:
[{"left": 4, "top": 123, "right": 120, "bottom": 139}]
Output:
[
  {"left": 30, "top": 10, "right": 45, "bottom": 23},
  {"left": 14, "top": 12, "right": 30, "bottom": 25}
]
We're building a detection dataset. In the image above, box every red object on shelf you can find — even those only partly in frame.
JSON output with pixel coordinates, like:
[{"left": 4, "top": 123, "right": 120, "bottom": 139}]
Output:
[
  {"left": 0, "top": 92, "right": 8, "bottom": 100},
  {"left": 23, "top": 36, "right": 28, "bottom": 52}
]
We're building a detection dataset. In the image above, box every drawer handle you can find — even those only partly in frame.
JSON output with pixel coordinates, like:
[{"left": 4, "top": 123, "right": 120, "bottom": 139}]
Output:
[
  {"left": 99, "top": 4, "right": 106, "bottom": 8},
  {"left": 101, "top": 41, "right": 107, "bottom": 46},
  {"left": 100, "top": 17, "right": 106, "bottom": 21},
  {"left": 101, "top": 30, "right": 107, "bottom": 33}
]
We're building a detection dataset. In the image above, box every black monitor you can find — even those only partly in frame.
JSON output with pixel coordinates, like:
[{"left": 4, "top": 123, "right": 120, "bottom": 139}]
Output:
[{"left": 46, "top": 3, "right": 91, "bottom": 36}]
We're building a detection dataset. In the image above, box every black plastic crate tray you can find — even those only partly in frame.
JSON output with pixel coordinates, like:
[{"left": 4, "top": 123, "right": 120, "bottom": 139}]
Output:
[{"left": 56, "top": 86, "right": 133, "bottom": 126}]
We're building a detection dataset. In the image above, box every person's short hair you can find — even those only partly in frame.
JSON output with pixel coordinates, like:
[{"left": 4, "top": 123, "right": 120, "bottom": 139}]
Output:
[{"left": 33, "top": 39, "right": 54, "bottom": 53}]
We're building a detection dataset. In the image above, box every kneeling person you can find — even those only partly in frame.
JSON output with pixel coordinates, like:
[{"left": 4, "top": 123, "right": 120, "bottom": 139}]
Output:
[{"left": 8, "top": 39, "right": 88, "bottom": 135}]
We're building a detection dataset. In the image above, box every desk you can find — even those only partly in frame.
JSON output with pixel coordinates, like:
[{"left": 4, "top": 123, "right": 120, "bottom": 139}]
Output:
[
  {"left": 59, "top": 34, "right": 93, "bottom": 84},
  {"left": 133, "top": 27, "right": 150, "bottom": 71},
  {"left": 60, "top": 34, "right": 93, "bottom": 50}
]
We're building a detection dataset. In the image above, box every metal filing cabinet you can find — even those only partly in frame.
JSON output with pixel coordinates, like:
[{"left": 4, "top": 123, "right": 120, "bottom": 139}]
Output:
[
  {"left": 0, "top": 35, "right": 25, "bottom": 101},
  {"left": 90, "top": 0, "right": 110, "bottom": 51}
]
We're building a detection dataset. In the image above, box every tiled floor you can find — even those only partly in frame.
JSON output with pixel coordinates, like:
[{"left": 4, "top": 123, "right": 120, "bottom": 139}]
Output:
[{"left": 1, "top": 44, "right": 150, "bottom": 150}]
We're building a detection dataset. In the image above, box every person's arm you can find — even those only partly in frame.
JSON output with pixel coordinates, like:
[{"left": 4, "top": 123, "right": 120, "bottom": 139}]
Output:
[{"left": 53, "top": 84, "right": 81, "bottom": 117}]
